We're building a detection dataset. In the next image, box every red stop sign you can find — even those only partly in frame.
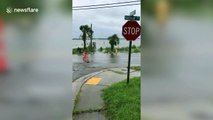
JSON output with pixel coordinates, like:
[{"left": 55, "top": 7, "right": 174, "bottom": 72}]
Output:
[{"left": 122, "top": 21, "right": 141, "bottom": 41}]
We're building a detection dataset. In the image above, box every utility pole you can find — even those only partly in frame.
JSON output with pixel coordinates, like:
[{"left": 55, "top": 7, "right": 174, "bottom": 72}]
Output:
[{"left": 90, "top": 24, "right": 93, "bottom": 51}]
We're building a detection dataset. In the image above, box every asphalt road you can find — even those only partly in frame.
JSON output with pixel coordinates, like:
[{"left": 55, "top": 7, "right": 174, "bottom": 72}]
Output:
[{"left": 72, "top": 52, "right": 141, "bottom": 81}]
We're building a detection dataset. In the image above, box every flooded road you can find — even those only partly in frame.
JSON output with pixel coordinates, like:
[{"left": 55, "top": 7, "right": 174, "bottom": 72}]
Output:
[
  {"left": 1, "top": 12, "right": 141, "bottom": 120},
  {"left": 72, "top": 52, "right": 141, "bottom": 81}
]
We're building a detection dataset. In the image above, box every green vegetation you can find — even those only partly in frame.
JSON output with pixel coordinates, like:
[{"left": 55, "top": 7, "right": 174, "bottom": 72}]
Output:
[
  {"left": 98, "top": 47, "right": 103, "bottom": 52},
  {"left": 133, "top": 47, "right": 141, "bottom": 53},
  {"left": 97, "top": 46, "right": 141, "bottom": 53},
  {"left": 108, "top": 34, "right": 119, "bottom": 52},
  {"left": 102, "top": 77, "right": 140, "bottom": 120},
  {"left": 73, "top": 48, "right": 83, "bottom": 55},
  {"left": 79, "top": 24, "right": 95, "bottom": 53},
  {"left": 102, "top": 47, "right": 112, "bottom": 53},
  {"left": 117, "top": 47, "right": 129, "bottom": 52},
  {"left": 88, "top": 24, "right": 94, "bottom": 51},
  {"left": 79, "top": 25, "right": 89, "bottom": 50},
  {"left": 73, "top": 47, "right": 96, "bottom": 55},
  {"left": 130, "top": 66, "right": 141, "bottom": 71}
]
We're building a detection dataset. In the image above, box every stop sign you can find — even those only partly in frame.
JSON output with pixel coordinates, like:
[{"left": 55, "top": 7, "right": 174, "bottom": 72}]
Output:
[{"left": 122, "top": 21, "right": 141, "bottom": 41}]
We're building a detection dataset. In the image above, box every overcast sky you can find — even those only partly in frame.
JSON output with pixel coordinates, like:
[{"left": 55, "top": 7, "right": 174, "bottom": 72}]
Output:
[{"left": 72, "top": 0, "right": 141, "bottom": 38}]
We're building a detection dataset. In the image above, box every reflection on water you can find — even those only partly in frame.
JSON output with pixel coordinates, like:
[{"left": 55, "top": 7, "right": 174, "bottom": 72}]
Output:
[
  {"left": 72, "top": 52, "right": 140, "bottom": 80},
  {"left": 109, "top": 53, "right": 119, "bottom": 63},
  {"left": 73, "top": 52, "right": 140, "bottom": 66},
  {"left": 72, "top": 39, "right": 141, "bottom": 49}
]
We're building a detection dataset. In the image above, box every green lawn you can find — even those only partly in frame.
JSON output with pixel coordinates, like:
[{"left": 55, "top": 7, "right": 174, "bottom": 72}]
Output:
[
  {"left": 129, "top": 66, "right": 141, "bottom": 71},
  {"left": 102, "top": 77, "right": 141, "bottom": 120}
]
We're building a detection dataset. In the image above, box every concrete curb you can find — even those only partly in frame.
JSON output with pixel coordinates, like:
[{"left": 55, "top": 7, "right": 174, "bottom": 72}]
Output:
[
  {"left": 72, "top": 67, "right": 141, "bottom": 112},
  {"left": 72, "top": 69, "right": 108, "bottom": 111}
]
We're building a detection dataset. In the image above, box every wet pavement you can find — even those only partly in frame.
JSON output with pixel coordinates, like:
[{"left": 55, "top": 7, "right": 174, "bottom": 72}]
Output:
[{"left": 72, "top": 52, "right": 141, "bottom": 81}]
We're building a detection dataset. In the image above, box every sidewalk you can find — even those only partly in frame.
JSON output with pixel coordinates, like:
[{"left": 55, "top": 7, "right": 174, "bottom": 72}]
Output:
[{"left": 72, "top": 67, "right": 140, "bottom": 120}]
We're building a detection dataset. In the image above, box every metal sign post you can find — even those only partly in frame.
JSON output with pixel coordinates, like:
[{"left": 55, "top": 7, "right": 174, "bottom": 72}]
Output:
[
  {"left": 124, "top": 15, "right": 140, "bottom": 21},
  {"left": 127, "top": 41, "right": 132, "bottom": 84},
  {"left": 122, "top": 10, "right": 141, "bottom": 85},
  {"left": 130, "top": 10, "right": 136, "bottom": 16}
]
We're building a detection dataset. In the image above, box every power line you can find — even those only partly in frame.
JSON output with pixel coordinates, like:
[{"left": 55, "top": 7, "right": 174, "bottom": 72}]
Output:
[
  {"left": 73, "top": 0, "right": 140, "bottom": 8},
  {"left": 73, "top": 3, "right": 140, "bottom": 11}
]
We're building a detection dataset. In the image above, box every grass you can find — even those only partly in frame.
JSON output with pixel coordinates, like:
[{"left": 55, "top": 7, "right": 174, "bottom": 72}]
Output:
[
  {"left": 73, "top": 47, "right": 96, "bottom": 55},
  {"left": 98, "top": 46, "right": 141, "bottom": 54},
  {"left": 73, "top": 84, "right": 83, "bottom": 113},
  {"left": 73, "top": 108, "right": 106, "bottom": 115},
  {"left": 108, "top": 69, "right": 126, "bottom": 75},
  {"left": 129, "top": 66, "right": 142, "bottom": 71},
  {"left": 102, "top": 77, "right": 140, "bottom": 120},
  {"left": 74, "top": 46, "right": 141, "bottom": 54}
]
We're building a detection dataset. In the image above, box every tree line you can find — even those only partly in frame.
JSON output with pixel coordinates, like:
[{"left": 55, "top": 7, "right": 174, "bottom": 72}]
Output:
[{"left": 79, "top": 24, "right": 119, "bottom": 53}]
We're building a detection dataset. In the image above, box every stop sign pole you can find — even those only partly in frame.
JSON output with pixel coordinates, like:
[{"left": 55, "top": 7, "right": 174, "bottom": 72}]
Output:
[
  {"left": 127, "top": 40, "right": 132, "bottom": 84},
  {"left": 122, "top": 10, "right": 141, "bottom": 85}
]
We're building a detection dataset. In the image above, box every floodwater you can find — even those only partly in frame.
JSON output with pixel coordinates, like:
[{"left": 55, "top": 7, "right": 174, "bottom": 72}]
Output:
[
  {"left": 0, "top": 8, "right": 141, "bottom": 120},
  {"left": 72, "top": 39, "right": 141, "bottom": 48},
  {"left": 72, "top": 52, "right": 141, "bottom": 81},
  {"left": 72, "top": 39, "right": 141, "bottom": 81}
]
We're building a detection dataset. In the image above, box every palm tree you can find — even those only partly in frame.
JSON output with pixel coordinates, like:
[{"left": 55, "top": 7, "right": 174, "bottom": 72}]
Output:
[
  {"left": 80, "top": 25, "right": 89, "bottom": 50},
  {"left": 108, "top": 34, "right": 119, "bottom": 52},
  {"left": 87, "top": 24, "right": 94, "bottom": 51}
]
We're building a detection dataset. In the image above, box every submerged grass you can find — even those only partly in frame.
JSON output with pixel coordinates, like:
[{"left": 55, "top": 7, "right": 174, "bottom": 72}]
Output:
[{"left": 129, "top": 66, "right": 142, "bottom": 71}]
